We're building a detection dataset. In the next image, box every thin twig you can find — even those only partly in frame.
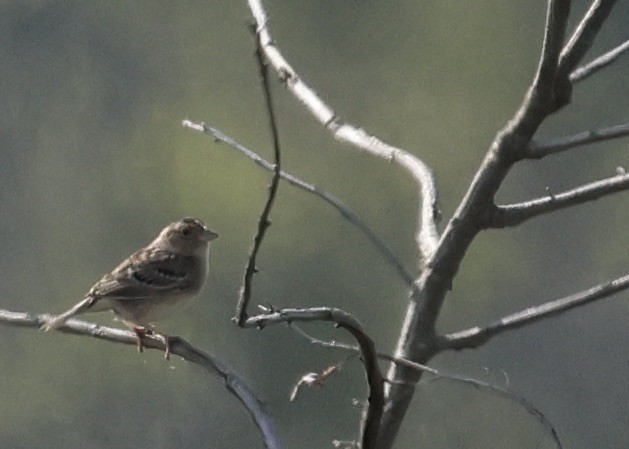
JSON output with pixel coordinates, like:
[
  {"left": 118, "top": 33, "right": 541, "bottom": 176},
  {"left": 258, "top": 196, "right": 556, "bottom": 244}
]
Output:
[
  {"left": 0, "top": 309, "right": 282, "bottom": 449},
  {"left": 570, "top": 38, "right": 629, "bottom": 82},
  {"left": 247, "top": 0, "right": 440, "bottom": 263},
  {"left": 234, "top": 27, "right": 283, "bottom": 326},
  {"left": 437, "top": 274, "right": 629, "bottom": 350},
  {"left": 290, "top": 324, "right": 562, "bottom": 449},
  {"left": 558, "top": 0, "right": 619, "bottom": 77},
  {"left": 490, "top": 172, "right": 629, "bottom": 227},
  {"left": 425, "top": 377, "right": 562, "bottom": 449},
  {"left": 529, "top": 122, "right": 629, "bottom": 158},
  {"left": 182, "top": 119, "right": 415, "bottom": 286},
  {"left": 244, "top": 307, "right": 384, "bottom": 449}
]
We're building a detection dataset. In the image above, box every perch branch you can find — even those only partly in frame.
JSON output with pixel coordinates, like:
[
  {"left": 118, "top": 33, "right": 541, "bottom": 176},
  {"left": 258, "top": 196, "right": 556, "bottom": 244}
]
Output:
[
  {"left": 490, "top": 172, "right": 629, "bottom": 227},
  {"left": 245, "top": 307, "right": 384, "bottom": 449},
  {"left": 437, "top": 273, "right": 629, "bottom": 350},
  {"left": 182, "top": 119, "right": 415, "bottom": 286},
  {"left": 235, "top": 28, "right": 283, "bottom": 326},
  {"left": 529, "top": 122, "right": 629, "bottom": 157},
  {"left": 0, "top": 309, "right": 282, "bottom": 449},
  {"left": 570, "top": 38, "right": 629, "bottom": 82},
  {"left": 247, "top": 0, "right": 440, "bottom": 263}
]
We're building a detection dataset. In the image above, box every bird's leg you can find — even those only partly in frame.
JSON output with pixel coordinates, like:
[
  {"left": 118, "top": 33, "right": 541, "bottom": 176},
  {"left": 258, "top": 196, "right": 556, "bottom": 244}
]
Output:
[
  {"left": 149, "top": 331, "right": 173, "bottom": 360},
  {"left": 122, "top": 321, "right": 148, "bottom": 353},
  {"left": 140, "top": 327, "right": 172, "bottom": 360},
  {"left": 122, "top": 321, "right": 172, "bottom": 359}
]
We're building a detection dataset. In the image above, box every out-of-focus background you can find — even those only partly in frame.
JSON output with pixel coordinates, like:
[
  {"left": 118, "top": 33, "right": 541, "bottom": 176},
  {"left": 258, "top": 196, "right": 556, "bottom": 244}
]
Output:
[{"left": 0, "top": 1, "right": 627, "bottom": 448}]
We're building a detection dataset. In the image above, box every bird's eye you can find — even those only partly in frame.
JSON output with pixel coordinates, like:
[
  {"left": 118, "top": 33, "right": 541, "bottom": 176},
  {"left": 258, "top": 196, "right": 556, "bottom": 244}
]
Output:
[{"left": 181, "top": 226, "right": 191, "bottom": 237}]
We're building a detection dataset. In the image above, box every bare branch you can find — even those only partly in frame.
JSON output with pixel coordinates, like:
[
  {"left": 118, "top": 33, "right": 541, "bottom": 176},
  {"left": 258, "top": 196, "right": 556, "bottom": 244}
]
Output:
[
  {"left": 380, "top": 3, "right": 577, "bottom": 445},
  {"left": 437, "top": 274, "right": 629, "bottom": 350},
  {"left": 291, "top": 325, "right": 562, "bottom": 449},
  {"left": 490, "top": 172, "right": 629, "bottom": 227},
  {"left": 529, "top": 122, "right": 629, "bottom": 157},
  {"left": 558, "top": 0, "right": 619, "bottom": 77},
  {"left": 235, "top": 29, "right": 283, "bottom": 326},
  {"left": 244, "top": 307, "right": 384, "bottom": 449},
  {"left": 247, "top": 0, "right": 440, "bottom": 263},
  {"left": 570, "top": 38, "right": 629, "bottom": 82},
  {"left": 533, "top": 0, "right": 572, "bottom": 91},
  {"left": 0, "top": 309, "right": 282, "bottom": 449},
  {"left": 182, "top": 120, "right": 415, "bottom": 286}
]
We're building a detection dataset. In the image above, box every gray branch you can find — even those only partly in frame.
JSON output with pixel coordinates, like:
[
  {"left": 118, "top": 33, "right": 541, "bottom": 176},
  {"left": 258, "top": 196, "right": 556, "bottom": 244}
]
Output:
[
  {"left": 570, "top": 38, "right": 629, "bottom": 82},
  {"left": 490, "top": 172, "right": 629, "bottom": 227},
  {"left": 380, "top": 3, "right": 574, "bottom": 445},
  {"left": 247, "top": 0, "right": 440, "bottom": 264},
  {"left": 0, "top": 309, "right": 282, "bottom": 449},
  {"left": 437, "top": 274, "right": 629, "bottom": 350},
  {"left": 529, "top": 122, "right": 629, "bottom": 157},
  {"left": 234, "top": 32, "right": 283, "bottom": 326},
  {"left": 558, "top": 0, "right": 619, "bottom": 78},
  {"left": 244, "top": 307, "right": 384, "bottom": 449},
  {"left": 182, "top": 119, "right": 415, "bottom": 286}
]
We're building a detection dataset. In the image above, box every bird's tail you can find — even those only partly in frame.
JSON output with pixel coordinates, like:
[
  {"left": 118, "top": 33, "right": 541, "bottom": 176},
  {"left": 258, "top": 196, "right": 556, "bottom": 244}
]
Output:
[{"left": 41, "top": 297, "right": 96, "bottom": 331}]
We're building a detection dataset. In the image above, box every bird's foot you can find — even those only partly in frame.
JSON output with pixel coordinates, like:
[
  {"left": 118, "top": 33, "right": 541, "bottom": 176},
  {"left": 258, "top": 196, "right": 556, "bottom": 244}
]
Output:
[{"left": 123, "top": 321, "right": 172, "bottom": 360}]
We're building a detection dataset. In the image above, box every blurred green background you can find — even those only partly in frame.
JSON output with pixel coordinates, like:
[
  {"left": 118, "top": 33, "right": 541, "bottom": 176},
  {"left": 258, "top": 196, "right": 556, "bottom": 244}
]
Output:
[{"left": 0, "top": 1, "right": 627, "bottom": 448}]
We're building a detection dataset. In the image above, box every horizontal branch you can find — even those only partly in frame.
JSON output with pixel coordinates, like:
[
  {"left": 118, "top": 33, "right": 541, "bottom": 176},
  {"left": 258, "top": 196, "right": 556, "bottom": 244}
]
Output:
[
  {"left": 437, "top": 273, "right": 629, "bottom": 350},
  {"left": 244, "top": 307, "right": 384, "bottom": 449},
  {"left": 0, "top": 309, "right": 282, "bottom": 449},
  {"left": 490, "top": 172, "right": 629, "bottom": 227},
  {"left": 570, "top": 38, "right": 629, "bottom": 82},
  {"left": 247, "top": 0, "right": 440, "bottom": 263},
  {"left": 182, "top": 119, "right": 414, "bottom": 286},
  {"left": 529, "top": 122, "right": 629, "bottom": 158}
]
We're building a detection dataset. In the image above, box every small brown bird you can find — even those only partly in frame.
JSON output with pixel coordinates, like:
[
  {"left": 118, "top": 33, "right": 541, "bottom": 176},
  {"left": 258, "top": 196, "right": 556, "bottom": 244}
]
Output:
[{"left": 42, "top": 217, "right": 218, "bottom": 358}]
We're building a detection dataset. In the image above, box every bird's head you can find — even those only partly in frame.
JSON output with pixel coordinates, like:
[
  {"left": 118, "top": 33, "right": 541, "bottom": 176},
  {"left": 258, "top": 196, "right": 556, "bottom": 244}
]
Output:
[{"left": 154, "top": 217, "right": 218, "bottom": 256}]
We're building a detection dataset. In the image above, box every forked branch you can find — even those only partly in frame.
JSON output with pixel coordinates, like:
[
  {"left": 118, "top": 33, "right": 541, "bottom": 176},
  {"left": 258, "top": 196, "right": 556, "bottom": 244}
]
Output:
[{"left": 245, "top": 307, "right": 384, "bottom": 449}]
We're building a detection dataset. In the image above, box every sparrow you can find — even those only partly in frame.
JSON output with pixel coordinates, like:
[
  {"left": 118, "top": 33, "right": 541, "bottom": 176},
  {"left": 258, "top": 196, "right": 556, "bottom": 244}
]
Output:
[{"left": 42, "top": 217, "right": 218, "bottom": 359}]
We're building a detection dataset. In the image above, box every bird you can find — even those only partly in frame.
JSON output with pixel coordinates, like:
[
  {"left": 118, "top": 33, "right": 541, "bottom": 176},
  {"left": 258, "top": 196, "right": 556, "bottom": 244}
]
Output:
[{"left": 42, "top": 217, "right": 218, "bottom": 359}]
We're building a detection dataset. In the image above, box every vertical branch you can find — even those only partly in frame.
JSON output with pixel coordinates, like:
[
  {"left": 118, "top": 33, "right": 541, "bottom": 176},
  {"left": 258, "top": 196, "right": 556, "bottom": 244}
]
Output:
[
  {"left": 234, "top": 26, "right": 283, "bottom": 326},
  {"left": 378, "top": 2, "right": 573, "bottom": 447}
]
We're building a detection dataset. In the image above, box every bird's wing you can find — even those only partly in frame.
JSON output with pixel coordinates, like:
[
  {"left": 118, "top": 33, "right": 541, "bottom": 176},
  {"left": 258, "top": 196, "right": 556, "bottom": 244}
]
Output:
[{"left": 89, "top": 249, "right": 196, "bottom": 299}]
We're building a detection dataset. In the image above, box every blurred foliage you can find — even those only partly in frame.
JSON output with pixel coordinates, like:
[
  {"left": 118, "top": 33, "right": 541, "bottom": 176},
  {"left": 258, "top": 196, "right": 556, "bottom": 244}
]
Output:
[{"left": 0, "top": 1, "right": 627, "bottom": 449}]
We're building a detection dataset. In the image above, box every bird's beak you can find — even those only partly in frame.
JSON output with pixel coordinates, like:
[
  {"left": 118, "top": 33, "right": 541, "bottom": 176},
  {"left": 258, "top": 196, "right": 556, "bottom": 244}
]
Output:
[{"left": 200, "top": 228, "right": 219, "bottom": 241}]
